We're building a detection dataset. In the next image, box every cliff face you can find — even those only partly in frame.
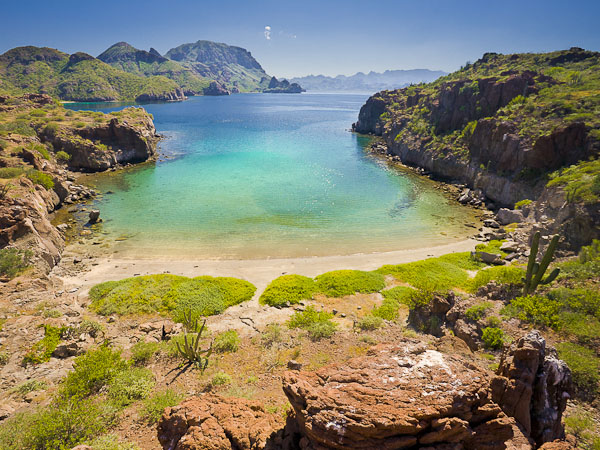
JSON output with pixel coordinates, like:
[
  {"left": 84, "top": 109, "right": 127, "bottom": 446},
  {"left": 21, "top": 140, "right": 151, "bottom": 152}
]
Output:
[
  {"left": 0, "top": 94, "right": 160, "bottom": 274},
  {"left": 353, "top": 49, "right": 600, "bottom": 209},
  {"left": 40, "top": 109, "right": 159, "bottom": 172}
]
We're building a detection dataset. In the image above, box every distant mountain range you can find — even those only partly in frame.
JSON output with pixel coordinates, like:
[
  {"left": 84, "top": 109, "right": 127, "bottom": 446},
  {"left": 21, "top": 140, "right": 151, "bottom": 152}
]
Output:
[
  {"left": 290, "top": 69, "right": 447, "bottom": 92},
  {"left": 0, "top": 40, "right": 304, "bottom": 102}
]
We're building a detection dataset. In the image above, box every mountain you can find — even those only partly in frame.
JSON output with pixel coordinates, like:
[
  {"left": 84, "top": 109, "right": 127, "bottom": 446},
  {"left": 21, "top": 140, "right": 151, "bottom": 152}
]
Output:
[
  {"left": 97, "top": 42, "right": 211, "bottom": 95},
  {"left": 290, "top": 69, "right": 447, "bottom": 92},
  {"left": 164, "top": 40, "right": 303, "bottom": 93},
  {"left": 0, "top": 46, "right": 185, "bottom": 102}
]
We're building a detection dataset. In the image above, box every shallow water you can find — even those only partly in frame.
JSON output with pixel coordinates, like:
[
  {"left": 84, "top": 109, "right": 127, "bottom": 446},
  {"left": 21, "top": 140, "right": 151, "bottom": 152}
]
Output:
[{"left": 66, "top": 93, "right": 477, "bottom": 259}]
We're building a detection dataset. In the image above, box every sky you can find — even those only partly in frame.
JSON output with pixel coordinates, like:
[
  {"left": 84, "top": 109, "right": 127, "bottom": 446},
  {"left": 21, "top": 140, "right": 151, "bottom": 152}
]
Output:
[{"left": 1, "top": 0, "right": 599, "bottom": 79}]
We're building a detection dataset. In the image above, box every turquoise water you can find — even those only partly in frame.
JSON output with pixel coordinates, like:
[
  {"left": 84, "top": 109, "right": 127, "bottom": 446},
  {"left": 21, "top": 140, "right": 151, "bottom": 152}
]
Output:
[{"left": 66, "top": 94, "right": 476, "bottom": 259}]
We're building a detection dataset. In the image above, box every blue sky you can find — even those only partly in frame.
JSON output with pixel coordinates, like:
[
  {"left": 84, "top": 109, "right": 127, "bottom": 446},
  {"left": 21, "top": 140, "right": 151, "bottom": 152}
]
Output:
[{"left": 1, "top": 0, "right": 599, "bottom": 78}]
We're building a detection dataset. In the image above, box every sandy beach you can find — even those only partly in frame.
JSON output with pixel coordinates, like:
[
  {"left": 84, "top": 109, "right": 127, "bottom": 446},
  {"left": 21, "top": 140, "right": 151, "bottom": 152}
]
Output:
[{"left": 57, "top": 238, "right": 479, "bottom": 297}]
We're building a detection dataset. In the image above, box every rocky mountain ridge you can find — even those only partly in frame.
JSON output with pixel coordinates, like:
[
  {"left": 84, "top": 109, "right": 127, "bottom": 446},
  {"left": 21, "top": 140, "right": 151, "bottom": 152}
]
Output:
[{"left": 291, "top": 68, "right": 447, "bottom": 92}]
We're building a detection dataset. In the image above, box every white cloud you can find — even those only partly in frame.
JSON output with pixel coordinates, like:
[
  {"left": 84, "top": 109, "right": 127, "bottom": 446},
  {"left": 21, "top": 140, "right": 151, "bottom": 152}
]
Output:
[{"left": 264, "top": 26, "right": 271, "bottom": 40}]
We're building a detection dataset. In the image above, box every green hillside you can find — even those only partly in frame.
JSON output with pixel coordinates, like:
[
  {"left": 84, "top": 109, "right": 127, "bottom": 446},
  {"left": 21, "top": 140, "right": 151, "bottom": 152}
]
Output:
[
  {"left": 0, "top": 46, "right": 185, "bottom": 102},
  {"left": 165, "top": 40, "right": 271, "bottom": 92},
  {"left": 97, "top": 42, "right": 211, "bottom": 95}
]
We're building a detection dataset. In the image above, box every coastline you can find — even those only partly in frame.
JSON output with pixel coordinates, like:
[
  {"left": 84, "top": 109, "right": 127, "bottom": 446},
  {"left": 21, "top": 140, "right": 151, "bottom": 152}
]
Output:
[{"left": 55, "top": 238, "right": 479, "bottom": 297}]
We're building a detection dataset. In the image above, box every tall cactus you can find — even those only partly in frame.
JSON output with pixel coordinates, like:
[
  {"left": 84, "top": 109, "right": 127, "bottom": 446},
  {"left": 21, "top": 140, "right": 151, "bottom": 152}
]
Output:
[
  {"left": 176, "top": 318, "right": 213, "bottom": 371},
  {"left": 522, "top": 232, "right": 560, "bottom": 296}
]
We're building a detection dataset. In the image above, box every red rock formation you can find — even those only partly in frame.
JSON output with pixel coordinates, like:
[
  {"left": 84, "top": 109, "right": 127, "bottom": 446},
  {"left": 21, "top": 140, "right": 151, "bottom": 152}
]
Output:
[
  {"left": 491, "top": 331, "right": 572, "bottom": 446},
  {"left": 157, "top": 394, "right": 293, "bottom": 450},
  {"left": 282, "top": 340, "right": 532, "bottom": 449}
]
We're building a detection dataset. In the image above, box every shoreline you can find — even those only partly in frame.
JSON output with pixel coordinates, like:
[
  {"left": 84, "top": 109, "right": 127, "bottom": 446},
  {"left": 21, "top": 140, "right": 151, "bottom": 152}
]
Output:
[{"left": 55, "top": 238, "right": 479, "bottom": 297}]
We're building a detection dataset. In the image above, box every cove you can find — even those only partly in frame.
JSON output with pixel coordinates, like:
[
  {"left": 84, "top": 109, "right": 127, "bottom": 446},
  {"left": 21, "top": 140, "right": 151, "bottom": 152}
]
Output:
[{"left": 65, "top": 93, "right": 478, "bottom": 259}]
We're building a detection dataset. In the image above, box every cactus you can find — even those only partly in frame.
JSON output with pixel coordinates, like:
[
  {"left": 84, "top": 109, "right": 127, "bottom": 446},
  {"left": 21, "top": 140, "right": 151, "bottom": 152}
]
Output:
[
  {"left": 176, "top": 319, "right": 213, "bottom": 371},
  {"left": 522, "top": 232, "right": 560, "bottom": 296},
  {"left": 181, "top": 308, "right": 200, "bottom": 333}
]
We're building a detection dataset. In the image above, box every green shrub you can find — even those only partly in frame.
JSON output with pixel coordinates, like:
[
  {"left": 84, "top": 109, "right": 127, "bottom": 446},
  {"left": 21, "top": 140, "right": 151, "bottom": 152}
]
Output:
[
  {"left": 487, "top": 316, "right": 502, "bottom": 328},
  {"left": 502, "top": 295, "right": 561, "bottom": 328},
  {"left": 259, "top": 274, "right": 315, "bottom": 306},
  {"left": 482, "top": 327, "right": 505, "bottom": 350},
  {"left": 475, "top": 240, "right": 507, "bottom": 257},
  {"left": 0, "top": 248, "right": 32, "bottom": 279},
  {"left": 44, "top": 122, "right": 59, "bottom": 134},
  {"left": 25, "top": 169, "right": 54, "bottom": 189},
  {"left": 314, "top": 270, "right": 385, "bottom": 297},
  {"left": 468, "top": 266, "right": 524, "bottom": 292},
  {"left": 108, "top": 367, "right": 154, "bottom": 407},
  {"left": 140, "top": 389, "right": 184, "bottom": 424},
  {"left": 0, "top": 167, "right": 24, "bottom": 179},
  {"left": 211, "top": 371, "right": 232, "bottom": 386},
  {"left": 74, "top": 121, "right": 86, "bottom": 128},
  {"left": 23, "top": 325, "right": 65, "bottom": 365},
  {"left": 130, "top": 341, "right": 160, "bottom": 365},
  {"left": 356, "top": 315, "right": 383, "bottom": 330},
  {"left": 14, "top": 379, "right": 47, "bottom": 395},
  {"left": 260, "top": 323, "right": 282, "bottom": 347},
  {"left": 60, "top": 345, "right": 129, "bottom": 398},
  {"left": 306, "top": 321, "right": 337, "bottom": 340},
  {"left": 557, "top": 342, "right": 599, "bottom": 395},
  {"left": 405, "top": 287, "right": 436, "bottom": 309},
  {"left": 0, "top": 396, "right": 116, "bottom": 450},
  {"left": 86, "top": 434, "right": 139, "bottom": 450},
  {"left": 0, "top": 351, "right": 8, "bottom": 365},
  {"left": 55, "top": 150, "right": 71, "bottom": 162},
  {"left": 213, "top": 330, "right": 240, "bottom": 353},
  {"left": 464, "top": 301, "right": 493, "bottom": 321},
  {"left": 514, "top": 199, "right": 532, "bottom": 209},
  {"left": 373, "top": 286, "right": 414, "bottom": 320},
  {"left": 377, "top": 252, "right": 483, "bottom": 291},
  {"left": 89, "top": 274, "right": 255, "bottom": 319},
  {"left": 288, "top": 306, "right": 337, "bottom": 340}
]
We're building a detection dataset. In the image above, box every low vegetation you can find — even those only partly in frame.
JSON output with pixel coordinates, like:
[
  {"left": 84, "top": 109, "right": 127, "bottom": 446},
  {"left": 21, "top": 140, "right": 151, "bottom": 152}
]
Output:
[
  {"left": 0, "top": 248, "right": 32, "bottom": 279},
  {"left": 287, "top": 306, "right": 337, "bottom": 340},
  {"left": 314, "top": 270, "right": 385, "bottom": 297},
  {"left": 259, "top": 274, "right": 315, "bottom": 307},
  {"left": 22, "top": 325, "right": 65, "bottom": 365},
  {"left": 377, "top": 252, "right": 484, "bottom": 292},
  {"left": 89, "top": 274, "right": 256, "bottom": 319},
  {"left": 373, "top": 286, "right": 414, "bottom": 320}
]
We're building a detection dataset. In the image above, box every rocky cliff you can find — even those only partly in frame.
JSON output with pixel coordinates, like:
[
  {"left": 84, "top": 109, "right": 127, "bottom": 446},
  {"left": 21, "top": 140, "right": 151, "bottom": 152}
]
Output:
[
  {"left": 0, "top": 94, "right": 160, "bottom": 274},
  {"left": 353, "top": 48, "right": 600, "bottom": 248}
]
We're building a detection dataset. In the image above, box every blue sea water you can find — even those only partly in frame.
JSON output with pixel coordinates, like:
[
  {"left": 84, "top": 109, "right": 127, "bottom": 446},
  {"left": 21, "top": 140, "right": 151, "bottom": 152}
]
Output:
[{"left": 66, "top": 93, "right": 476, "bottom": 259}]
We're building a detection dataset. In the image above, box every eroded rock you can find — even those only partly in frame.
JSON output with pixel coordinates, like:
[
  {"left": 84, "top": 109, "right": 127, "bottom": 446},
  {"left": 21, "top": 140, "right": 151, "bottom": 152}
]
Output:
[
  {"left": 491, "top": 331, "right": 572, "bottom": 446},
  {"left": 282, "top": 340, "right": 529, "bottom": 449},
  {"left": 157, "top": 394, "right": 292, "bottom": 450}
]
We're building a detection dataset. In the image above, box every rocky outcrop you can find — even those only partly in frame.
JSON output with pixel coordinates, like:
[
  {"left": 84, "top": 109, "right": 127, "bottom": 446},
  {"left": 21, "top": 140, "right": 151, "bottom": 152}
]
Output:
[
  {"left": 264, "top": 77, "right": 305, "bottom": 94},
  {"left": 41, "top": 113, "right": 160, "bottom": 171},
  {"left": 352, "top": 50, "right": 599, "bottom": 216},
  {"left": 203, "top": 81, "right": 230, "bottom": 96},
  {"left": 282, "top": 340, "right": 533, "bottom": 449},
  {"left": 491, "top": 331, "right": 572, "bottom": 446},
  {"left": 157, "top": 394, "right": 295, "bottom": 450},
  {"left": 135, "top": 87, "right": 186, "bottom": 102},
  {"left": 0, "top": 178, "right": 64, "bottom": 273}
]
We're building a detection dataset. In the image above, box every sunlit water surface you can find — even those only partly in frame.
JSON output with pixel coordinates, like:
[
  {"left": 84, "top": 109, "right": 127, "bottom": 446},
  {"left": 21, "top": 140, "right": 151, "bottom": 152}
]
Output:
[{"left": 66, "top": 93, "right": 477, "bottom": 259}]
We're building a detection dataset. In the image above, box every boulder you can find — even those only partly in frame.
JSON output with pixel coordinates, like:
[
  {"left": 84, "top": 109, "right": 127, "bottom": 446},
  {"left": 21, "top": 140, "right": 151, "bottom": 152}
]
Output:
[
  {"left": 88, "top": 210, "right": 100, "bottom": 224},
  {"left": 473, "top": 251, "right": 504, "bottom": 265},
  {"left": 283, "top": 340, "right": 532, "bottom": 449},
  {"left": 496, "top": 208, "right": 524, "bottom": 225},
  {"left": 491, "top": 331, "right": 572, "bottom": 446},
  {"left": 157, "top": 394, "right": 292, "bottom": 450}
]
